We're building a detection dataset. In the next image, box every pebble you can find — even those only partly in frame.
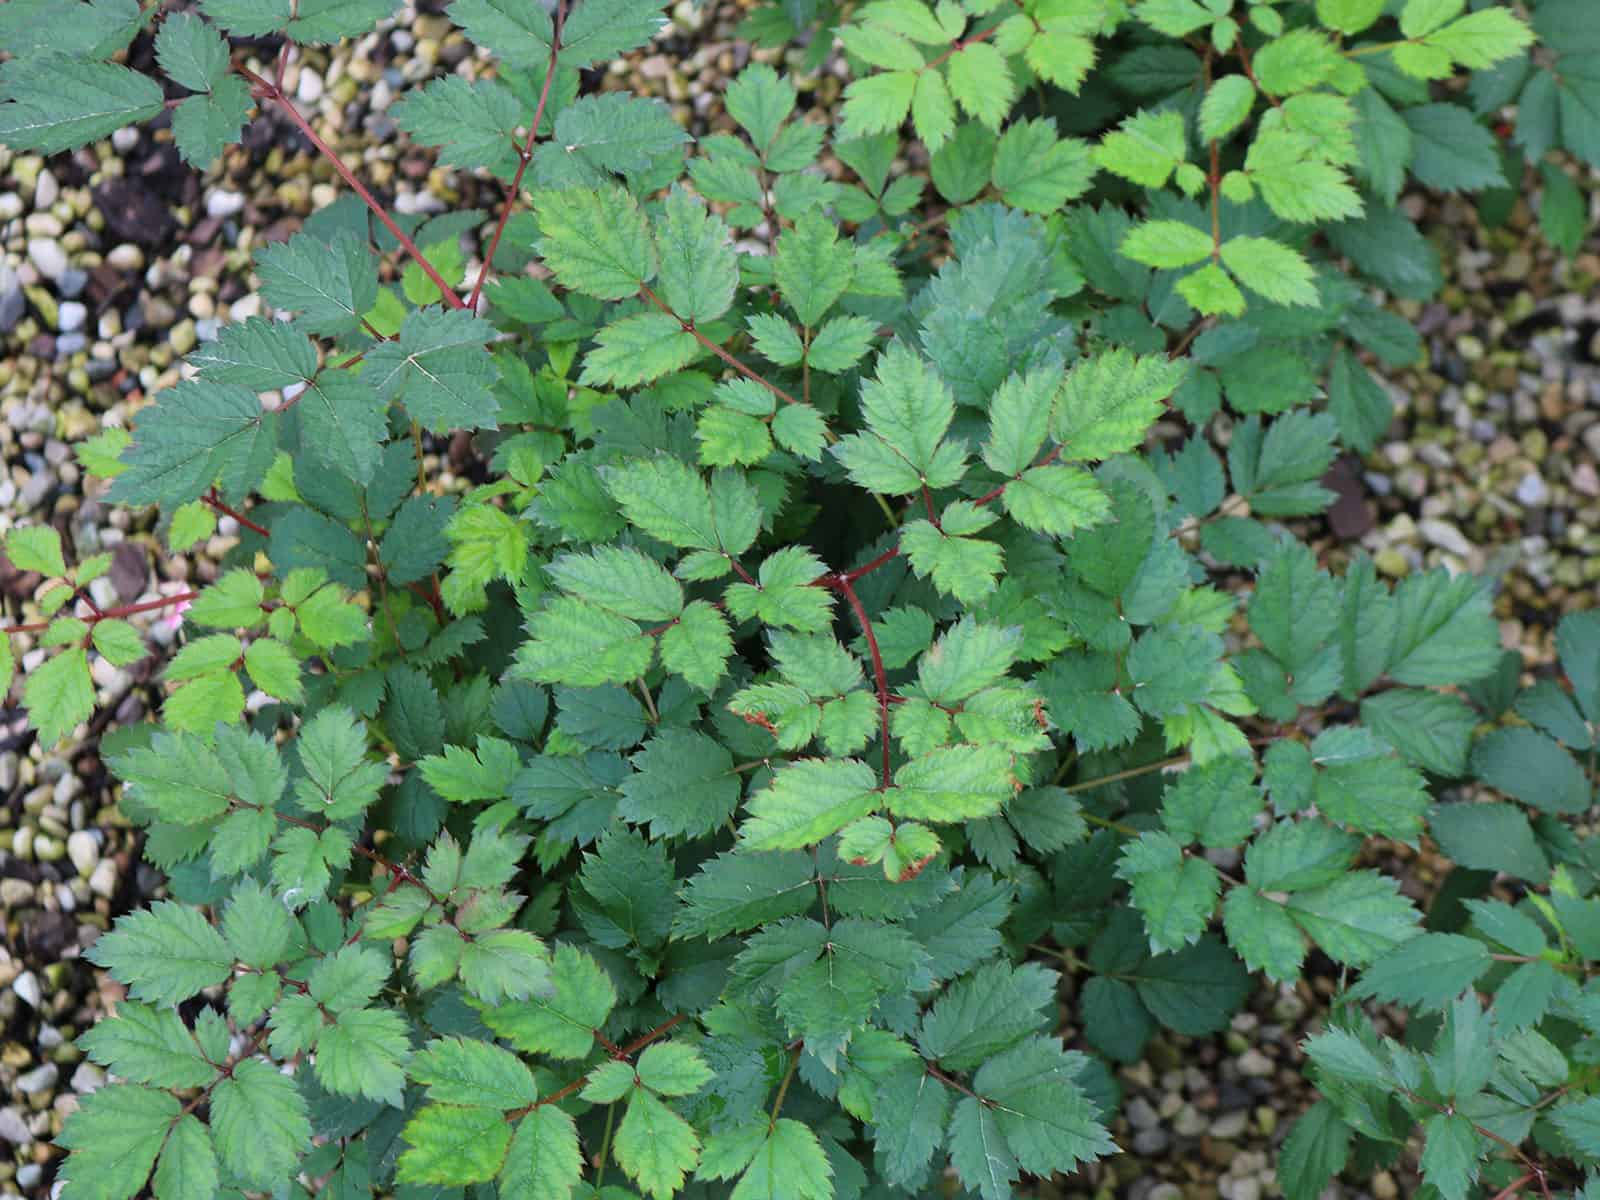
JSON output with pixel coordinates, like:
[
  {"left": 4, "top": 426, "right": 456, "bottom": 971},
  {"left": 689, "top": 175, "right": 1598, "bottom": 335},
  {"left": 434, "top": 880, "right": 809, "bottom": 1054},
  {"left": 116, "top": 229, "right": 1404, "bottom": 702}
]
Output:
[
  {"left": 16, "top": 1163, "right": 43, "bottom": 1190},
  {"left": 67, "top": 829, "right": 100, "bottom": 875},
  {"left": 58, "top": 300, "right": 87, "bottom": 333},
  {"left": 0, "top": 1108, "right": 29, "bottom": 1145},
  {"left": 1515, "top": 471, "right": 1550, "bottom": 507},
  {"left": 11, "top": 970, "right": 41, "bottom": 1008},
  {"left": 206, "top": 189, "right": 246, "bottom": 219},
  {"left": 58, "top": 266, "right": 88, "bottom": 299},
  {"left": 89, "top": 858, "right": 119, "bottom": 899},
  {"left": 1236, "top": 1048, "right": 1273, "bottom": 1078},
  {"left": 1419, "top": 517, "right": 1475, "bottom": 558},
  {"left": 0, "top": 283, "right": 23, "bottom": 334},
  {"left": 16, "top": 1062, "right": 57, "bottom": 1095},
  {"left": 1210, "top": 1109, "right": 1249, "bottom": 1138},
  {"left": 106, "top": 243, "right": 144, "bottom": 271},
  {"left": 0, "top": 191, "right": 22, "bottom": 220},
  {"left": 27, "top": 236, "right": 67, "bottom": 280}
]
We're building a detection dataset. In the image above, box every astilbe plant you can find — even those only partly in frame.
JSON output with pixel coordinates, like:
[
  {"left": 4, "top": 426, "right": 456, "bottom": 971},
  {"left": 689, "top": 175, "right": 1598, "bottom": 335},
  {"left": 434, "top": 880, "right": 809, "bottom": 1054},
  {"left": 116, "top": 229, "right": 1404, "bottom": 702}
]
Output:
[{"left": 4, "top": 0, "right": 1600, "bottom": 1197}]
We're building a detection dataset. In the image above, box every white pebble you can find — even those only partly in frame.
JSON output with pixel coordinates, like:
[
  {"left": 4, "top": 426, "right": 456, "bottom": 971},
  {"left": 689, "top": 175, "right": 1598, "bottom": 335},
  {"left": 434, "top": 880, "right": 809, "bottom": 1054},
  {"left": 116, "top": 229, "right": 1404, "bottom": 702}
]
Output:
[
  {"left": 26, "top": 237, "right": 67, "bottom": 280},
  {"left": 1515, "top": 471, "right": 1550, "bottom": 507},
  {"left": 11, "top": 970, "right": 41, "bottom": 1008},
  {"left": 297, "top": 69, "right": 324, "bottom": 103},
  {"left": 206, "top": 189, "right": 246, "bottom": 219},
  {"left": 0, "top": 192, "right": 23, "bottom": 221},
  {"left": 66, "top": 829, "right": 99, "bottom": 875},
  {"left": 57, "top": 300, "right": 86, "bottom": 334},
  {"left": 112, "top": 126, "right": 139, "bottom": 152},
  {"left": 88, "top": 858, "right": 118, "bottom": 899},
  {"left": 15, "top": 1063, "right": 57, "bottom": 1096},
  {"left": 34, "top": 169, "right": 58, "bottom": 209}
]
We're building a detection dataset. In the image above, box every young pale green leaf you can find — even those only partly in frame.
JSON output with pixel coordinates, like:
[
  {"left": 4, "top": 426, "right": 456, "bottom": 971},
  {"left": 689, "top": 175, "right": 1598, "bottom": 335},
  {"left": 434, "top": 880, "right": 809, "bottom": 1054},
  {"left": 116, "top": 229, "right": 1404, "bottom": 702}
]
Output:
[
  {"left": 396, "top": 1103, "right": 513, "bottom": 1186},
  {"left": 533, "top": 184, "right": 658, "bottom": 300},
  {"left": 501, "top": 1107, "right": 584, "bottom": 1200},
  {"left": 741, "top": 758, "right": 880, "bottom": 850},
  {"left": 1121, "top": 219, "right": 1214, "bottom": 269},
  {"left": 615, "top": 1088, "right": 702, "bottom": 1200},
  {"left": 1219, "top": 236, "right": 1319, "bottom": 307},
  {"left": 1053, "top": 349, "right": 1187, "bottom": 461}
]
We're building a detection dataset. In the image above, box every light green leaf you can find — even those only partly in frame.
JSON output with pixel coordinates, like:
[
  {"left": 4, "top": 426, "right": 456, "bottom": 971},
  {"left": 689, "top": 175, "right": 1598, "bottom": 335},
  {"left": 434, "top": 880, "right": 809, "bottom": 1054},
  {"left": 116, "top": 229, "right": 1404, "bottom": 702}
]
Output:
[
  {"left": 740, "top": 758, "right": 879, "bottom": 850},
  {"left": 615, "top": 1088, "right": 702, "bottom": 1200}
]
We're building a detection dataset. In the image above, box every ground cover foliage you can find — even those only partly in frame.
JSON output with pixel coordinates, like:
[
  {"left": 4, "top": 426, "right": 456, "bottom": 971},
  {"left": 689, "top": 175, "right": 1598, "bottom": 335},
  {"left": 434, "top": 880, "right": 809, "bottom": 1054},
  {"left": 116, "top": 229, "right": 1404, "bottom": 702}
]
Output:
[{"left": 3, "top": 0, "right": 1600, "bottom": 1196}]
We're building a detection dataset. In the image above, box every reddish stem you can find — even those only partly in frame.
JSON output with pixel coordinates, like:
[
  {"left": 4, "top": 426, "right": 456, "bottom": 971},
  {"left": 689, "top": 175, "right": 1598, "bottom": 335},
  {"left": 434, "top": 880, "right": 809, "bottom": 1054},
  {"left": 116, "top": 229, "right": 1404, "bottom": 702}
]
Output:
[
  {"left": 639, "top": 284, "right": 802, "bottom": 408},
  {"left": 1490, "top": 1174, "right": 1536, "bottom": 1200},
  {"left": 203, "top": 488, "right": 270, "bottom": 538},
  {"left": 3, "top": 590, "right": 200, "bottom": 636},
  {"left": 971, "top": 444, "right": 1063, "bottom": 508},
  {"left": 467, "top": 0, "right": 567, "bottom": 310},
  {"left": 841, "top": 546, "right": 901, "bottom": 583},
  {"left": 238, "top": 67, "right": 465, "bottom": 310},
  {"left": 832, "top": 575, "right": 892, "bottom": 788}
]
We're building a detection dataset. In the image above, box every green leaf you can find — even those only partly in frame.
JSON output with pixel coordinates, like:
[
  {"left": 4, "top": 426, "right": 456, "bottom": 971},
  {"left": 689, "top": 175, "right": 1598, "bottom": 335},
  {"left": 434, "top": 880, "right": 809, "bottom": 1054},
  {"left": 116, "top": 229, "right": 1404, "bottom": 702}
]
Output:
[
  {"left": 580, "top": 311, "right": 700, "bottom": 389},
  {"left": 900, "top": 512, "right": 1003, "bottom": 605},
  {"left": 1053, "top": 348, "right": 1187, "bottom": 461},
  {"left": 154, "top": 11, "right": 229, "bottom": 91},
  {"left": 1094, "top": 109, "right": 1186, "bottom": 188},
  {"left": 917, "top": 619, "right": 1021, "bottom": 704},
  {"left": 620, "top": 729, "right": 740, "bottom": 838},
  {"left": 6, "top": 528, "right": 67, "bottom": 579},
  {"left": 1116, "top": 831, "right": 1220, "bottom": 953},
  {"left": 501, "top": 1107, "right": 584, "bottom": 1200},
  {"left": 23, "top": 645, "right": 93, "bottom": 747},
  {"left": 1540, "top": 161, "right": 1586, "bottom": 257},
  {"left": 1222, "top": 887, "right": 1307, "bottom": 983},
  {"left": 0, "top": 58, "right": 165, "bottom": 155},
  {"left": 1244, "top": 818, "right": 1358, "bottom": 891},
  {"left": 256, "top": 230, "right": 378, "bottom": 334},
  {"left": 534, "top": 184, "right": 657, "bottom": 300},
  {"left": 655, "top": 186, "right": 738, "bottom": 324},
  {"left": 515, "top": 596, "right": 654, "bottom": 686},
  {"left": 365, "top": 307, "right": 501, "bottom": 433},
  {"left": 294, "top": 705, "right": 387, "bottom": 820},
  {"left": 152, "top": 1113, "right": 218, "bottom": 1200},
  {"left": 547, "top": 545, "right": 683, "bottom": 622},
  {"left": 615, "top": 1088, "right": 701, "bottom": 1200},
  {"left": 1285, "top": 871, "right": 1420, "bottom": 966},
  {"left": 660, "top": 599, "right": 734, "bottom": 693},
  {"left": 56, "top": 1084, "right": 178, "bottom": 1200},
  {"left": 774, "top": 209, "right": 855, "bottom": 326},
  {"left": 1553, "top": 1097, "right": 1600, "bottom": 1158},
  {"left": 393, "top": 76, "right": 525, "bottom": 178},
  {"left": 1002, "top": 464, "right": 1109, "bottom": 537},
  {"left": 675, "top": 850, "right": 818, "bottom": 939},
  {"left": 78, "top": 1003, "right": 216, "bottom": 1089},
  {"left": 1419, "top": 1112, "right": 1482, "bottom": 1200},
  {"left": 726, "top": 1119, "right": 834, "bottom": 1200},
  {"left": 1121, "top": 219, "right": 1214, "bottom": 269},
  {"left": 86, "top": 900, "right": 232, "bottom": 1006},
  {"left": 1219, "top": 236, "right": 1318, "bottom": 307},
  {"left": 1199, "top": 74, "right": 1256, "bottom": 141},
  {"left": 209, "top": 1057, "right": 311, "bottom": 1188},
  {"left": 314, "top": 1005, "right": 410, "bottom": 1104},
  {"left": 740, "top": 758, "right": 879, "bottom": 850},
  {"left": 1471, "top": 726, "right": 1591, "bottom": 815},
  {"left": 1351, "top": 931, "right": 1489, "bottom": 1009},
  {"left": 947, "top": 41, "right": 1017, "bottom": 129},
  {"left": 410, "top": 1036, "right": 539, "bottom": 1108},
  {"left": 189, "top": 317, "right": 318, "bottom": 391},
  {"left": 636, "top": 1041, "right": 714, "bottom": 1096},
  {"left": 1162, "top": 754, "right": 1262, "bottom": 848},
  {"left": 223, "top": 877, "right": 297, "bottom": 969},
  {"left": 841, "top": 70, "right": 917, "bottom": 139},
  {"left": 952, "top": 1037, "right": 1115, "bottom": 1197},
  {"left": 1277, "top": 1101, "right": 1352, "bottom": 1200},
  {"left": 990, "top": 118, "right": 1095, "bottom": 212},
  {"left": 1403, "top": 103, "right": 1505, "bottom": 191},
  {"left": 890, "top": 743, "right": 1015, "bottom": 823},
  {"left": 106, "top": 380, "right": 276, "bottom": 510},
  {"left": 536, "top": 92, "right": 688, "bottom": 187},
  {"left": 1311, "top": 727, "right": 1430, "bottom": 840},
  {"left": 726, "top": 545, "right": 835, "bottom": 632},
  {"left": 380, "top": 493, "right": 456, "bottom": 586},
  {"left": 476, "top": 947, "right": 614, "bottom": 1062},
  {"left": 397, "top": 1104, "right": 513, "bottom": 1186},
  {"left": 554, "top": 0, "right": 669, "bottom": 67}
]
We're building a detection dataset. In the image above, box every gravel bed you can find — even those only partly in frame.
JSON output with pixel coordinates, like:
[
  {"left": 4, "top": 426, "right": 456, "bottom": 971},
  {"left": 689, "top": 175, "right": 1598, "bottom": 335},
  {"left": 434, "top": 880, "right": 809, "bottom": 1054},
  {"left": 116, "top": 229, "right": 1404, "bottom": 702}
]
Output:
[{"left": 2, "top": 4, "right": 1599, "bottom": 1197}]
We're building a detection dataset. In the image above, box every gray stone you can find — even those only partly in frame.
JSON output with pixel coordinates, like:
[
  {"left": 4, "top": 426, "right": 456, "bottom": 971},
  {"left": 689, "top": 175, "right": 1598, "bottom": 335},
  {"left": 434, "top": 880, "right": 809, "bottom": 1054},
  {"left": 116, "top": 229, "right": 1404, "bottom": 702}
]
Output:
[
  {"left": 56, "top": 332, "right": 87, "bottom": 356},
  {"left": 66, "top": 830, "right": 99, "bottom": 875},
  {"left": 16, "top": 1162, "right": 43, "bottom": 1189},
  {"left": 1209, "top": 1109, "right": 1249, "bottom": 1139},
  {"left": 15, "top": 1063, "right": 57, "bottom": 1096},
  {"left": 57, "top": 300, "right": 86, "bottom": 333},
  {"left": 1131, "top": 1128, "right": 1170, "bottom": 1156},
  {"left": 1236, "top": 1048, "right": 1273, "bottom": 1078},
  {"left": 1125, "top": 1096, "right": 1160, "bottom": 1129},
  {"left": 27, "top": 237, "right": 67, "bottom": 280},
  {"left": 11, "top": 971, "right": 41, "bottom": 1008},
  {"left": 0, "top": 1107, "right": 29, "bottom": 1145},
  {"left": 1515, "top": 471, "right": 1550, "bottom": 507},
  {"left": 1418, "top": 517, "right": 1475, "bottom": 558},
  {"left": 57, "top": 267, "right": 88, "bottom": 299},
  {"left": 70, "top": 1062, "right": 106, "bottom": 1095}
]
